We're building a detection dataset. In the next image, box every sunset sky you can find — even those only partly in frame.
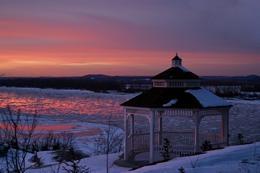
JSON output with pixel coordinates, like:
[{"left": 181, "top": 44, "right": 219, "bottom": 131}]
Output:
[{"left": 0, "top": 0, "right": 259, "bottom": 77}]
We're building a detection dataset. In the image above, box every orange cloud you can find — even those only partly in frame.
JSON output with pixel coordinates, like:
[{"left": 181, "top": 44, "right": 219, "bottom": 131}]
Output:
[{"left": 0, "top": 2, "right": 259, "bottom": 77}]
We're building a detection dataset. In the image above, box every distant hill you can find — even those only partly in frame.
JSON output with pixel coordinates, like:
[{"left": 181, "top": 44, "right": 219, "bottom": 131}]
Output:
[
  {"left": 82, "top": 74, "right": 112, "bottom": 79},
  {"left": 0, "top": 74, "right": 259, "bottom": 92}
]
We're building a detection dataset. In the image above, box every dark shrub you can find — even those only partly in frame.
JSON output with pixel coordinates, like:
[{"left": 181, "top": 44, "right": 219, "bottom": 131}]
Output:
[
  {"left": 30, "top": 152, "right": 43, "bottom": 167},
  {"left": 201, "top": 140, "right": 212, "bottom": 151},
  {"left": 54, "top": 147, "right": 88, "bottom": 162},
  {"left": 160, "top": 138, "right": 173, "bottom": 161},
  {"left": 0, "top": 143, "right": 9, "bottom": 157},
  {"left": 178, "top": 167, "right": 185, "bottom": 173},
  {"left": 238, "top": 133, "right": 244, "bottom": 144}
]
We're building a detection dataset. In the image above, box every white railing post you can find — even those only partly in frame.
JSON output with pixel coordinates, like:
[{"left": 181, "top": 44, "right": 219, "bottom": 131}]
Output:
[
  {"left": 193, "top": 112, "right": 201, "bottom": 153},
  {"left": 124, "top": 109, "right": 129, "bottom": 160},
  {"left": 130, "top": 114, "right": 135, "bottom": 153},
  {"left": 158, "top": 113, "right": 163, "bottom": 145},
  {"left": 149, "top": 111, "right": 155, "bottom": 163},
  {"left": 221, "top": 109, "right": 229, "bottom": 146}
]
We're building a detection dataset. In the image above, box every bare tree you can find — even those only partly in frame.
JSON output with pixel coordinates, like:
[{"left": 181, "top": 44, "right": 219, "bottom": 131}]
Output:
[
  {"left": 59, "top": 132, "right": 75, "bottom": 151},
  {"left": 93, "top": 117, "right": 123, "bottom": 173},
  {"left": 189, "top": 154, "right": 200, "bottom": 169},
  {"left": 50, "top": 160, "right": 62, "bottom": 173},
  {"left": 106, "top": 118, "right": 111, "bottom": 173},
  {"left": 0, "top": 106, "right": 37, "bottom": 173},
  {"left": 93, "top": 122, "right": 123, "bottom": 155},
  {"left": 62, "top": 159, "right": 90, "bottom": 173}
]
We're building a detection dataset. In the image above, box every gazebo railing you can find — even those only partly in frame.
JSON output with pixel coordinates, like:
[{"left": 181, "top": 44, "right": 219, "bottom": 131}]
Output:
[
  {"left": 154, "top": 144, "right": 195, "bottom": 157},
  {"left": 132, "top": 131, "right": 194, "bottom": 154},
  {"left": 162, "top": 131, "right": 194, "bottom": 146},
  {"left": 133, "top": 133, "right": 149, "bottom": 153},
  {"left": 200, "top": 132, "right": 225, "bottom": 148},
  {"left": 130, "top": 131, "right": 224, "bottom": 157}
]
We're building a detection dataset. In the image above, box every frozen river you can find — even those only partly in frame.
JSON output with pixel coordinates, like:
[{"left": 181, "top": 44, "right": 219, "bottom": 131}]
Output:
[
  {"left": 0, "top": 87, "right": 133, "bottom": 145},
  {"left": 0, "top": 87, "right": 133, "bottom": 118}
]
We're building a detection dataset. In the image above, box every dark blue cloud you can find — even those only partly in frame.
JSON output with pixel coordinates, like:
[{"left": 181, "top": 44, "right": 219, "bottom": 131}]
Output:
[{"left": 0, "top": 0, "right": 260, "bottom": 54}]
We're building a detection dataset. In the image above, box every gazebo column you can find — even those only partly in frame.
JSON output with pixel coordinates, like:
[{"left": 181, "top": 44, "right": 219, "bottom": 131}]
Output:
[
  {"left": 124, "top": 109, "right": 129, "bottom": 160},
  {"left": 194, "top": 113, "right": 201, "bottom": 153},
  {"left": 221, "top": 109, "right": 229, "bottom": 146},
  {"left": 149, "top": 111, "right": 155, "bottom": 163},
  {"left": 130, "top": 114, "right": 135, "bottom": 153},
  {"left": 158, "top": 114, "right": 163, "bottom": 145}
]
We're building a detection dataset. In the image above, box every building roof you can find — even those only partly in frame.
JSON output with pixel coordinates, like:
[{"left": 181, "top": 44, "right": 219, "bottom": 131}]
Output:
[
  {"left": 121, "top": 87, "right": 231, "bottom": 109},
  {"left": 152, "top": 66, "right": 200, "bottom": 80},
  {"left": 172, "top": 54, "right": 182, "bottom": 60}
]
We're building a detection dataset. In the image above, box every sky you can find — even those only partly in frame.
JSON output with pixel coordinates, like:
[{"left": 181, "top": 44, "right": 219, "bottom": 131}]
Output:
[{"left": 0, "top": 0, "right": 260, "bottom": 77}]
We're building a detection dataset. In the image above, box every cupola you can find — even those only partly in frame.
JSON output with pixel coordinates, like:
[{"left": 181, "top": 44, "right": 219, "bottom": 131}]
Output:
[
  {"left": 152, "top": 54, "right": 201, "bottom": 88},
  {"left": 172, "top": 53, "right": 182, "bottom": 67}
]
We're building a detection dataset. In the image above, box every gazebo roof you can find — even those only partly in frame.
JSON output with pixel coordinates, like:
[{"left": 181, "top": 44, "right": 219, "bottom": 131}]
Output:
[
  {"left": 122, "top": 55, "right": 231, "bottom": 110},
  {"left": 121, "top": 87, "right": 231, "bottom": 109},
  {"left": 152, "top": 66, "right": 199, "bottom": 80}
]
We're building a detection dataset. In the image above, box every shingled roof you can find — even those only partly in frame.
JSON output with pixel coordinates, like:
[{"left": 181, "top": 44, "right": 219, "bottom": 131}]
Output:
[
  {"left": 122, "top": 87, "right": 200, "bottom": 108},
  {"left": 152, "top": 66, "right": 200, "bottom": 80},
  {"left": 121, "top": 88, "right": 231, "bottom": 109}
]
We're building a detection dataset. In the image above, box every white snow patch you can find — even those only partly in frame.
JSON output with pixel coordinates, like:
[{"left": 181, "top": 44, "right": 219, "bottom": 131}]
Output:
[
  {"left": 163, "top": 99, "right": 178, "bottom": 107},
  {"left": 186, "top": 88, "right": 231, "bottom": 108}
]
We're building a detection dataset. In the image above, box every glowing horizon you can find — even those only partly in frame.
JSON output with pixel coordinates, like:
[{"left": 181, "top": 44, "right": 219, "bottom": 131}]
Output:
[{"left": 0, "top": 0, "right": 259, "bottom": 77}]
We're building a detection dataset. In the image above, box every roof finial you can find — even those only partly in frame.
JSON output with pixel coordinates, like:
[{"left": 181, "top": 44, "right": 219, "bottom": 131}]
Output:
[{"left": 176, "top": 52, "right": 178, "bottom": 56}]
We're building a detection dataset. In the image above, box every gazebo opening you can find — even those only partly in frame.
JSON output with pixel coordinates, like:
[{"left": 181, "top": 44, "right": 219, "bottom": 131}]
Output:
[{"left": 121, "top": 54, "right": 232, "bottom": 163}]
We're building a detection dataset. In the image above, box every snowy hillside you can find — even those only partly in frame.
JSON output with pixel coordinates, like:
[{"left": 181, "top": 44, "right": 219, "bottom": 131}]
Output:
[
  {"left": 127, "top": 143, "right": 260, "bottom": 173},
  {"left": 18, "top": 142, "right": 259, "bottom": 173}
]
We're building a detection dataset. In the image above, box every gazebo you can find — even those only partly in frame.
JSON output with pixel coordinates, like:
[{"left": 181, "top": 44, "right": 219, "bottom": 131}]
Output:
[{"left": 121, "top": 54, "right": 232, "bottom": 163}]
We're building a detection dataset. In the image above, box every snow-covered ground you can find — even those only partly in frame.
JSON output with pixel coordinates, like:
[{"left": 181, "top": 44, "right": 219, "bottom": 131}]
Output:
[
  {"left": 127, "top": 142, "right": 260, "bottom": 173},
  {"left": 11, "top": 142, "right": 260, "bottom": 173},
  {"left": 25, "top": 153, "right": 129, "bottom": 173}
]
